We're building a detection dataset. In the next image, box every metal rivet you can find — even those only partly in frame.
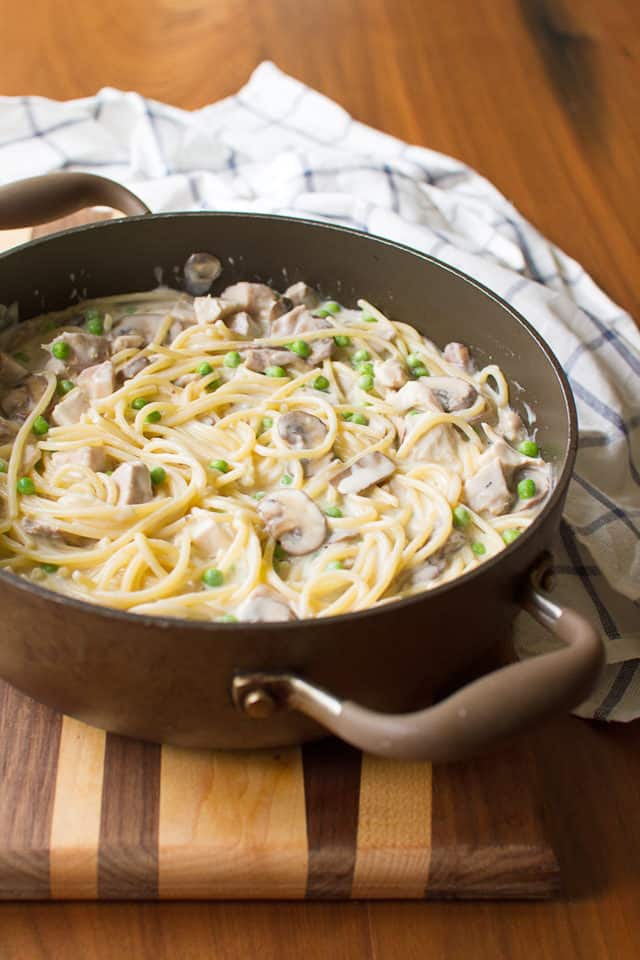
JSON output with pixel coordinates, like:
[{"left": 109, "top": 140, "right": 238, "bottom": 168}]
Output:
[{"left": 242, "top": 688, "right": 276, "bottom": 720}]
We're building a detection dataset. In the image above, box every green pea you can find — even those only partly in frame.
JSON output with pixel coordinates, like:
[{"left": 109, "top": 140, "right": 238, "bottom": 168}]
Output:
[
  {"left": 145, "top": 410, "right": 162, "bottom": 424},
  {"left": 210, "top": 459, "right": 230, "bottom": 473},
  {"left": 362, "top": 314, "right": 378, "bottom": 323},
  {"left": 325, "top": 301, "right": 341, "bottom": 314},
  {"left": 315, "top": 309, "right": 331, "bottom": 318},
  {"left": 86, "top": 316, "right": 104, "bottom": 336},
  {"left": 517, "top": 477, "right": 537, "bottom": 500},
  {"left": 131, "top": 396, "right": 150, "bottom": 410},
  {"left": 205, "top": 378, "right": 222, "bottom": 392},
  {"left": 280, "top": 474, "right": 293, "bottom": 486},
  {"left": 408, "top": 409, "right": 422, "bottom": 416},
  {"left": 353, "top": 349, "right": 370, "bottom": 364},
  {"left": 325, "top": 505, "right": 343, "bottom": 518},
  {"left": 452, "top": 506, "right": 470, "bottom": 529},
  {"left": 51, "top": 340, "right": 70, "bottom": 360},
  {"left": 85, "top": 306, "right": 102, "bottom": 324},
  {"left": 218, "top": 614, "right": 237, "bottom": 623},
  {"left": 326, "top": 559, "right": 344, "bottom": 570},
  {"left": 273, "top": 543, "right": 288, "bottom": 561},
  {"left": 264, "top": 366, "right": 287, "bottom": 378},
  {"left": 224, "top": 351, "right": 242, "bottom": 368},
  {"left": 196, "top": 361, "right": 213, "bottom": 376},
  {"left": 13, "top": 351, "right": 29, "bottom": 364},
  {"left": 313, "top": 375, "right": 330, "bottom": 391},
  {"left": 288, "top": 340, "right": 311, "bottom": 358},
  {"left": 358, "top": 373, "right": 374, "bottom": 392},
  {"left": 150, "top": 466, "right": 166, "bottom": 485},
  {"left": 407, "top": 354, "right": 423, "bottom": 369},
  {"left": 0, "top": 459, "right": 7, "bottom": 473},
  {"left": 412, "top": 364, "right": 429, "bottom": 378},
  {"left": 518, "top": 440, "right": 539, "bottom": 458},
  {"left": 260, "top": 417, "right": 273, "bottom": 434},
  {"left": 57, "top": 379, "right": 75, "bottom": 395},
  {"left": 41, "top": 563, "right": 59, "bottom": 574},
  {"left": 471, "top": 542, "right": 486, "bottom": 556},
  {"left": 351, "top": 413, "right": 368, "bottom": 426},
  {"left": 355, "top": 361, "right": 374, "bottom": 376},
  {"left": 253, "top": 491, "right": 266, "bottom": 500},
  {"left": 341, "top": 412, "right": 354, "bottom": 421},
  {"left": 202, "top": 567, "right": 224, "bottom": 588},
  {"left": 502, "top": 529, "right": 521, "bottom": 544},
  {"left": 31, "top": 415, "right": 49, "bottom": 436},
  {"left": 17, "top": 477, "right": 35, "bottom": 495},
  {"left": 334, "top": 335, "right": 351, "bottom": 348}
]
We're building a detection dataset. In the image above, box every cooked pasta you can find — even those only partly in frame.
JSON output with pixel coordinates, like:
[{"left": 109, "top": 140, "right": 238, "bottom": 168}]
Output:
[{"left": 0, "top": 256, "right": 551, "bottom": 622}]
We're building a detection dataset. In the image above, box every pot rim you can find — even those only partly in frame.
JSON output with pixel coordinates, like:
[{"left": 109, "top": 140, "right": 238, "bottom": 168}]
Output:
[{"left": 0, "top": 211, "right": 578, "bottom": 633}]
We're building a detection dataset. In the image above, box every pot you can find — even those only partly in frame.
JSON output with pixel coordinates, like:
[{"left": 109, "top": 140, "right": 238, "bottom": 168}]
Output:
[{"left": 0, "top": 173, "right": 604, "bottom": 761}]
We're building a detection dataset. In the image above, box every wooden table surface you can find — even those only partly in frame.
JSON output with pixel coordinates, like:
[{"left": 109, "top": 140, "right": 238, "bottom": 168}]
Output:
[{"left": 1, "top": 0, "right": 638, "bottom": 957}]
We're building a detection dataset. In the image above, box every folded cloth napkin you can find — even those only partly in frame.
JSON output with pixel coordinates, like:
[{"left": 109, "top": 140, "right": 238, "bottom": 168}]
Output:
[{"left": 1, "top": 62, "right": 638, "bottom": 720}]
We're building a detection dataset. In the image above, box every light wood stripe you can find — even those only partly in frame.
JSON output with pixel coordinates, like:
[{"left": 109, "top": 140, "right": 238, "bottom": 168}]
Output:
[
  {"left": 351, "top": 756, "right": 432, "bottom": 898},
  {"left": 158, "top": 745, "right": 308, "bottom": 899},
  {"left": 49, "top": 716, "right": 106, "bottom": 899}
]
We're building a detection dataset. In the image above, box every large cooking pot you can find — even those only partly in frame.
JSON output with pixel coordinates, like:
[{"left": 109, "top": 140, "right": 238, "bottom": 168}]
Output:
[{"left": 0, "top": 173, "right": 604, "bottom": 761}]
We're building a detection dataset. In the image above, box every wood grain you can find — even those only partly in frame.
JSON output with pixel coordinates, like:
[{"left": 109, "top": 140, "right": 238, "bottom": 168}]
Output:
[{"left": 0, "top": 0, "right": 638, "bottom": 954}]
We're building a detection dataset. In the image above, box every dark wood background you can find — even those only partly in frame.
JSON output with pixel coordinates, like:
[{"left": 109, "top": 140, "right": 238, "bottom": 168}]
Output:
[{"left": 1, "top": 0, "right": 639, "bottom": 957}]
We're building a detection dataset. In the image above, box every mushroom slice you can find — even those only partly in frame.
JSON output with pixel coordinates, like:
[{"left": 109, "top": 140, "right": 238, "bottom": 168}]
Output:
[
  {"left": 426, "top": 376, "right": 478, "bottom": 412},
  {"left": 0, "top": 415, "right": 19, "bottom": 444},
  {"left": 0, "top": 351, "right": 28, "bottom": 387},
  {"left": 237, "top": 586, "right": 297, "bottom": 622},
  {"left": 513, "top": 465, "right": 551, "bottom": 511},
  {"left": 184, "top": 252, "right": 222, "bottom": 296},
  {"left": 257, "top": 489, "right": 327, "bottom": 556},
  {"left": 277, "top": 411, "right": 327, "bottom": 450},
  {"left": 243, "top": 348, "right": 297, "bottom": 373},
  {"left": 1, "top": 375, "right": 47, "bottom": 421},
  {"left": 392, "top": 380, "right": 443, "bottom": 413},
  {"left": 443, "top": 342, "right": 474, "bottom": 373},
  {"left": 333, "top": 452, "right": 395, "bottom": 495}
]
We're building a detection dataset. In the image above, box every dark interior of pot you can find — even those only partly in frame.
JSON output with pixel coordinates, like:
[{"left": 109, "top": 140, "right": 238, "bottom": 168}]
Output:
[{"left": 0, "top": 212, "right": 575, "bottom": 473}]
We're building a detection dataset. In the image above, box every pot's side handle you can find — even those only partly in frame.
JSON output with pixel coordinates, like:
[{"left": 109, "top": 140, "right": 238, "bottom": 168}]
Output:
[
  {"left": 232, "top": 559, "right": 605, "bottom": 762},
  {"left": 0, "top": 173, "right": 150, "bottom": 229}
]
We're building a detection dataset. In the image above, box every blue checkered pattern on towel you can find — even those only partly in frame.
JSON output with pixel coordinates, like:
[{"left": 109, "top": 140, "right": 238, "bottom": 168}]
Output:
[{"left": 1, "top": 62, "right": 638, "bottom": 720}]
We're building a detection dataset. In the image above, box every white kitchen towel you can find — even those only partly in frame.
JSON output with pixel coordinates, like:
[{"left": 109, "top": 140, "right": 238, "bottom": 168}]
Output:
[{"left": 1, "top": 62, "right": 638, "bottom": 720}]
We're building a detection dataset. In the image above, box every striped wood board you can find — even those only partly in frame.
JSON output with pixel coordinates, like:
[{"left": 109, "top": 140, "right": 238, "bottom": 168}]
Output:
[{"left": 0, "top": 215, "right": 558, "bottom": 900}]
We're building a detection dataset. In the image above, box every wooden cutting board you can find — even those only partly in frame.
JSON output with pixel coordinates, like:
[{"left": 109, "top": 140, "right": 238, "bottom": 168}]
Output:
[
  {"left": 0, "top": 677, "right": 558, "bottom": 901},
  {"left": 0, "top": 216, "right": 557, "bottom": 900}
]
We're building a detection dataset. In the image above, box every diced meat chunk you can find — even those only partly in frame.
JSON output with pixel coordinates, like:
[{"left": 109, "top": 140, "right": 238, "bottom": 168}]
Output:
[
  {"left": 110, "top": 313, "right": 165, "bottom": 345},
  {"left": 496, "top": 407, "right": 526, "bottom": 443},
  {"left": 284, "top": 282, "right": 320, "bottom": 309},
  {"left": 112, "top": 461, "right": 153, "bottom": 505},
  {"left": 49, "top": 332, "right": 109, "bottom": 373},
  {"left": 393, "top": 380, "right": 443, "bottom": 414},
  {"left": 188, "top": 508, "right": 232, "bottom": 556},
  {"left": 220, "top": 282, "right": 287, "bottom": 325},
  {"left": 77, "top": 360, "right": 114, "bottom": 399},
  {"left": 376, "top": 358, "right": 408, "bottom": 390},
  {"left": 224, "top": 310, "right": 260, "bottom": 339},
  {"left": 243, "top": 348, "right": 297, "bottom": 373},
  {"left": 237, "top": 586, "right": 297, "bottom": 622},
  {"left": 21, "top": 444, "right": 41, "bottom": 473},
  {"left": 333, "top": 452, "right": 395, "bottom": 495},
  {"left": 464, "top": 459, "right": 512, "bottom": 516},
  {"left": 22, "top": 516, "right": 88, "bottom": 547},
  {"left": 443, "top": 342, "right": 473, "bottom": 373},
  {"left": 111, "top": 334, "right": 144, "bottom": 353},
  {"left": 193, "top": 296, "right": 220, "bottom": 324},
  {"left": 271, "top": 306, "right": 334, "bottom": 364},
  {"left": 0, "top": 375, "right": 47, "bottom": 420},
  {"left": 0, "top": 351, "right": 28, "bottom": 387},
  {"left": 51, "top": 387, "right": 89, "bottom": 426},
  {"left": 51, "top": 446, "right": 109, "bottom": 472},
  {"left": 411, "top": 424, "right": 458, "bottom": 464}
]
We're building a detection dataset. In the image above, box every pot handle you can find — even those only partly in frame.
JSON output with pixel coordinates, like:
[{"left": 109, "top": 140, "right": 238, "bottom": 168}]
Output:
[
  {"left": 232, "top": 557, "right": 605, "bottom": 761},
  {"left": 0, "top": 173, "right": 150, "bottom": 229}
]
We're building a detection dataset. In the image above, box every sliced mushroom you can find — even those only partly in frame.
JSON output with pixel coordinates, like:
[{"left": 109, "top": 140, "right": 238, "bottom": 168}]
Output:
[
  {"left": 332, "top": 452, "right": 395, "bottom": 495},
  {"left": 184, "top": 252, "right": 222, "bottom": 296},
  {"left": 392, "top": 380, "right": 443, "bottom": 414},
  {"left": 513, "top": 465, "right": 551, "bottom": 511},
  {"left": 51, "top": 387, "right": 90, "bottom": 426},
  {"left": 120, "top": 355, "right": 149, "bottom": 381},
  {"left": 257, "top": 489, "right": 327, "bottom": 555},
  {"left": 237, "top": 586, "right": 297, "bottom": 622},
  {"left": 110, "top": 313, "right": 170, "bottom": 346},
  {"left": 0, "top": 415, "right": 18, "bottom": 444},
  {"left": 284, "top": 282, "right": 320, "bottom": 309},
  {"left": 77, "top": 360, "right": 114, "bottom": 399},
  {"left": 243, "top": 347, "right": 297, "bottom": 373},
  {"left": 112, "top": 461, "right": 153, "bottom": 505},
  {"left": 464, "top": 458, "right": 512, "bottom": 516},
  {"left": 0, "top": 351, "right": 28, "bottom": 387},
  {"left": 22, "top": 517, "right": 88, "bottom": 547},
  {"left": 302, "top": 453, "right": 334, "bottom": 478},
  {"left": 1, "top": 375, "right": 47, "bottom": 421},
  {"left": 376, "top": 358, "right": 408, "bottom": 390},
  {"left": 443, "top": 342, "right": 473, "bottom": 373},
  {"left": 426, "top": 376, "right": 478, "bottom": 412},
  {"left": 277, "top": 411, "right": 327, "bottom": 450}
]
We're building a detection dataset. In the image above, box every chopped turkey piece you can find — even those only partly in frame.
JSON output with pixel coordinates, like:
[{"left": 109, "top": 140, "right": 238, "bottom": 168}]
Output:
[
  {"left": 120, "top": 356, "right": 149, "bottom": 381},
  {"left": 77, "top": 360, "right": 114, "bottom": 399},
  {"left": 496, "top": 407, "right": 526, "bottom": 443},
  {"left": 243, "top": 347, "right": 297, "bottom": 373},
  {"left": 51, "top": 387, "right": 89, "bottom": 426},
  {"left": 0, "top": 351, "right": 28, "bottom": 387},
  {"left": 302, "top": 453, "right": 334, "bottom": 479},
  {"left": 464, "top": 459, "right": 512, "bottom": 516},
  {"left": 22, "top": 516, "right": 88, "bottom": 547},
  {"left": 412, "top": 424, "right": 458, "bottom": 465},
  {"left": 390, "top": 415, "right": 407, "bottom": 445},
  {"left": 237, "top": 586, "right": 297, "bottom": 622},
  {"left": 193, "top": 296, "right": 221, "bottom": 324},
  {"left": 0, "top": 415, "right": 18, "bottom": 444},
  {"left": 271, "top": 306, "right": 334, "bottom": 364},
  {"left": 393, "top": 380, "right": 443, "bottom": 413},
  {"left": 111, "top": 334, "right": 145, "bottom": 354},
  {"left": 333, "top": 452, "right": 395, "bottom": 495},
  {"left": 220, "top": 282, "right": 287, "bottom": 325},
  {"left": 443, "top": 342, "right": 473, "bottom": 373},
  {"left": 51, "top": 446, "right": 110, "bottom": 472},
  {"left": 479, "top": 435, "right": 528, "bottom": 478},
  {"left": 110, "top": 313, "right": 166, "bottom": 345},
  {"left": 112, "top": 461, "right": 153, "bottom": 505},
  {"left": 284, "top": 282, "right": 320, "bottom": 309},
  {"left": 49, "top": 332, "right": 109, "bottom": 373},
  {"left": 376, "top": 358, "right": 408, "bottom": 390},
  {"left": 225, "top": 310, "right": 260, "bottom": 339},
  {"left": 188, "top": 507, "right": 232, "bottom": 556},
  {"left": 0, "top": 375, "right": 46, "bottom": 421},
  {"left": 21, "top": 444, "right": 41, "bottom": 473}
]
